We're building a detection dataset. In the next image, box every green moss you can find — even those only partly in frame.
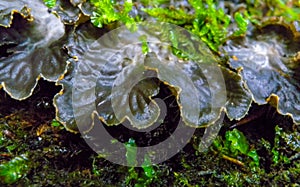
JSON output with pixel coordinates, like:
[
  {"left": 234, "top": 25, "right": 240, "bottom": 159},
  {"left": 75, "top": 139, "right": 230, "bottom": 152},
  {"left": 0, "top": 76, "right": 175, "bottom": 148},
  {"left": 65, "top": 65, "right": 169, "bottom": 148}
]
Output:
[
  {"left": 246, "top": 0, "right": 300, "bottom": 22},
  {"left": 232, "top": 12, "right": 248, "bottom": 37},
  {"left": 88, "top": 0, "right": 298, "bottom": 52},
  {"left": 141, "top": 155, "right": 155, "bottom": 178},
  {"left": 222, "top": 171, "right": 244, "bottom": 186},
  {"left": 142, "top": 0, "right": 250, "bottom": 52},
  {"left": 90, "top": 0, "right": 138, "bottom": 30},
  {"left": 0, "top": 154, "right": 30, "bottom": 184},
  {"left": 139, "top": 35, "right": 149, "bottom": 54},
  {"left": 125, "top": 138, "right": 138, "bottom": 166},
  {"left": 213, "top": 128, "right": 260, "bottom": 167},
  {"left": 43, "top": 0, "right": 56, "bottom": 8},
  {"left": 123, "top": 139, "right": 160, "bottom": 186},
  {"left": 139, "top": 0, "right": 169, "bottom": 7},
  {"left": 142, "top": 7, "right": 194, "bottom": 25}
]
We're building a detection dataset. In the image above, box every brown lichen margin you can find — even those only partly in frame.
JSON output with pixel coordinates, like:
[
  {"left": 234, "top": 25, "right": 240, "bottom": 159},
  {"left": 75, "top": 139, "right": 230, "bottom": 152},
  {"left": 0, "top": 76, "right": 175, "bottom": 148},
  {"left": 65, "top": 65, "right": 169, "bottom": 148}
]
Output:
[
  {"left": 53, "top": 61, "right": 80, "bottom": 133},
  {"left": 266, "top": 94, "right": 299, "bottom": 125},
  {"left": 0, "top": 6, "right": 34, "bottom": 28}
]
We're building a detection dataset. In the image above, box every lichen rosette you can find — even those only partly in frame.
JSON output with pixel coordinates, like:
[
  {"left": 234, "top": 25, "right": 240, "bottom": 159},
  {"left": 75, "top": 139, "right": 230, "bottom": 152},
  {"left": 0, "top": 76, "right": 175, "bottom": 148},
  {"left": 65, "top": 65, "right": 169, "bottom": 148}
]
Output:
[{"left": 54, "top": 22, "right": 252, "bottom": 133}]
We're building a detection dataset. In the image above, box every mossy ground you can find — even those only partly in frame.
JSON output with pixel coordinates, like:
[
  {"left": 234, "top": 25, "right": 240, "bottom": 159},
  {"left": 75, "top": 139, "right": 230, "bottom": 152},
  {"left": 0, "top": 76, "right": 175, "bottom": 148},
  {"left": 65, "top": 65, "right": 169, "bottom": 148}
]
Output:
[{"left": 0, "top": 80, "right": 299, "bottom": 186}]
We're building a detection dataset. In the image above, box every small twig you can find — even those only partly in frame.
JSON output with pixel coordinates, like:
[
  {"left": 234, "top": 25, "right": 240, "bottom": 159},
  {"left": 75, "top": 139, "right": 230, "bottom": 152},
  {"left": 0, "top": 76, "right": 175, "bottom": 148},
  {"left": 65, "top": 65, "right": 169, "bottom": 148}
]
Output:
[
  {"left": 230, "top": 113, "right": 262, "bottom": 128},
  {"left": 221, "top": 154, "right": 245, "bottom": 167},
  {"left": 211, "top": 149, "right": 245, "bottom": 167},
  {"left": 230, "top": 106, "right": 268, "bottom": 128}
]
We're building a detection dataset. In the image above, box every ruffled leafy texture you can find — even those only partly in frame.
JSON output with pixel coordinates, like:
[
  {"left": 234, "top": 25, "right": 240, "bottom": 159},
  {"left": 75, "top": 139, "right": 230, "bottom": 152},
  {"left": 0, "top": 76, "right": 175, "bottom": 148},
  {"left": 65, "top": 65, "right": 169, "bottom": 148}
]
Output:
[
  {"left": 0, "top": 0, "right": 67, "bottom": 100},
  {"left": 224, "top": 21, "right": 300, "bottom": 124},
  {"left": 53, "top": 22, "right": 252, "bottom": 133},
  {"left": 54, "top": 23, "right": 105, "bottom": 132},
  {"left": 221, "top": 67, "right": 252, "bottom": 120},
  {"left": 50, "top": 0, "right": 85, "bottom": 25}
]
